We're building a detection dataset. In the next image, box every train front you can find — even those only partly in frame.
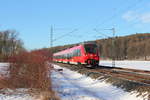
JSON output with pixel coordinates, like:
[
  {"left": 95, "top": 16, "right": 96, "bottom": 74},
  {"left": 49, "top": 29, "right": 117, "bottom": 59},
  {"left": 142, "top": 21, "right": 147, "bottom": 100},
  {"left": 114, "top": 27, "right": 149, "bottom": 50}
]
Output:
[{"left": 83, "top": 43, "right": 100, "bottom": 66}]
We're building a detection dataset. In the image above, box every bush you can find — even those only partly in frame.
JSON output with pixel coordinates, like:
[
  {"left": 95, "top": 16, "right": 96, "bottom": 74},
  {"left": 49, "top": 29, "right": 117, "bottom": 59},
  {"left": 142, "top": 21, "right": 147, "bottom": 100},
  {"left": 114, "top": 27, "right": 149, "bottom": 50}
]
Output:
[
  {"left": 8, "top": 51, "right": 51, "bottom": 91},
  {"left": 0, "top": 50, "right": 60, "bottom": 100}
]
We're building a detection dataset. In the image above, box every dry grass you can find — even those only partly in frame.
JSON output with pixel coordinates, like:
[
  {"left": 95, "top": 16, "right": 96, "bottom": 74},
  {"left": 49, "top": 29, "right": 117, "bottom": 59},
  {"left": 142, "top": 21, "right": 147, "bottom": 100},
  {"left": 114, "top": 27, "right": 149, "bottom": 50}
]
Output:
[{"left": 0, "top": 50, "right": 60, "bottom": 100}]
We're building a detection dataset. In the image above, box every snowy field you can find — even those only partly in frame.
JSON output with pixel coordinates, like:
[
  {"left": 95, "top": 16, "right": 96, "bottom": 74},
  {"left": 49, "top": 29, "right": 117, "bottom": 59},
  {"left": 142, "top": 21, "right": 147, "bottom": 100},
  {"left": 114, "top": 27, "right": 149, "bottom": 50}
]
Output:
[
  {"left": 0, "top": 63, "right": 35, "bottom": 100},
  {"left": 0, "top": 63, "right": 9, "bottom": 78},
  {"left": 0, "top": 63, "right": 9, "bottom": 71},
  {"left": 0, "top": 63, "right": 9, "bottom": 66},
  {"left": 100, "top": 60, "right": 150, "bottom": 71},
  {"left": 0, "top": 89, "right": 35, "bottom": 100},
  {"left": 0, "top": 62, "right": 149, "bottom": 100},
  {"left": 52, "top": 64, "right": 148, "bottom": 100}
]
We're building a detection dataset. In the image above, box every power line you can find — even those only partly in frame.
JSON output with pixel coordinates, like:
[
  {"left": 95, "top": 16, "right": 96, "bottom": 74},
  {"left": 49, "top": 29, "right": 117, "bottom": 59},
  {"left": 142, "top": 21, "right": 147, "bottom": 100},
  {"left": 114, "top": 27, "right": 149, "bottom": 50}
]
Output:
[
  {"left": 73, "top": 0, "right": 144, "bottom": 43},
  {"left": 50, "top": 25, "right": 78, "bottom": 48},
  {"left": 52, "top": 29, "right": 78, "bottom": 42},
  {"left": 93, "top": 28, "right": 111, "bottom": 38},
  {"left": 93, "top": 28, "right": 116, "bottom": 67}
]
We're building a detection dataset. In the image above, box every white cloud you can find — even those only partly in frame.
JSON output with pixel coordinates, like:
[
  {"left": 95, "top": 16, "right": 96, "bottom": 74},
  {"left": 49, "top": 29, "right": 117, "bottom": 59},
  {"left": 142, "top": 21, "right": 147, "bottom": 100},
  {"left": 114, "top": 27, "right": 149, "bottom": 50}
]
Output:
[
  {"left": 122, "top": 11, "right": 150, "bottom": 24},
  {"left": 140, "top": 13, "right": 150, "bottom": 23},
  {"left": 122, "top": 11, "right": 139, "bottom": 22}
]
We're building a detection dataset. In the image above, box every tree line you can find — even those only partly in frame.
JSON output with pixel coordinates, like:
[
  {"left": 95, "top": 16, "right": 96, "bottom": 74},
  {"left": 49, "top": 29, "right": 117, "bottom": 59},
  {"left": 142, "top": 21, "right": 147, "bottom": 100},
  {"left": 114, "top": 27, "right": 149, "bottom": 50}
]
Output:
[
  {"left": 0, "top": 30, "right": 24, "bottom": 61},
  {"left": 96, "top": 33, "right": 150, "bottom": 60},
  {"left": 50, "top": 33, "right": 150, "bottom": 60}
]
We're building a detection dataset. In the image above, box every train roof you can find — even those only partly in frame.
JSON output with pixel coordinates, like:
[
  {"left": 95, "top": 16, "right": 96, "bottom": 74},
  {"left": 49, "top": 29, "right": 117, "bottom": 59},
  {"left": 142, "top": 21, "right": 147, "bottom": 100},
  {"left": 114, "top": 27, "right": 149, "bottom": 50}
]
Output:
[
  {"left": 53, "top": 45, "right": 82, "bottom": 56},
  {"left": 53, "top": 42, "right": 97, "bottom": 56}
]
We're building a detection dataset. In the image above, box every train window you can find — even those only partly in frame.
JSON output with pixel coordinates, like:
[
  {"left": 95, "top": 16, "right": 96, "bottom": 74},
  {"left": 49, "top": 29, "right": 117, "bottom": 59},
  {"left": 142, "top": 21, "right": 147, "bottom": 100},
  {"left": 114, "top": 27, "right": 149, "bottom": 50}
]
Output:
[
  {"left": 60, "top": 55, "right": 62, "bottom": 59},
  {"left": 64, "top": 54, "right": 67, "bottom": 59},
  {"left": 67, "top": 54, "right": 69, "bottom": 59},
  {"left": 73, "top": 50, "right": 76, "bottom": 57},
  {"left": 72, "top": 49, "right": 81, "bottom": 57},
  {"left": 75, "top": 49, "right": 78, "bottom": 57},
  {"left": 84, "top": 44, "right": 97, "bottom": 54},
  {"left": 63, "top": 54, "right": 65, "bottom": 59},
  {"left": 69, "top": 53, "right": 72, "bottom": 58},
  {"left": 78, "top": 49, "right": 81, "bottom": 56}
]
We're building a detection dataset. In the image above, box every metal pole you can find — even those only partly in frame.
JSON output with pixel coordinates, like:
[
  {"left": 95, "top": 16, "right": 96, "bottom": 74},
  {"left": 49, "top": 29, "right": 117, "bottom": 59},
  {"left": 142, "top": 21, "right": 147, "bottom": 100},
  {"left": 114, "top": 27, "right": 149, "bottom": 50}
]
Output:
[
  {"left": 50, "top": 25, "right": 53, "bottom": 62},
  {"left": 112, "top": 28, "right": 115, "bottom": 67},
  {"left": 93, "top": 28, "right": 116, "bottom": 67},
  {"left": 50, "top": 26, "right": 53, "bottom": 48}
]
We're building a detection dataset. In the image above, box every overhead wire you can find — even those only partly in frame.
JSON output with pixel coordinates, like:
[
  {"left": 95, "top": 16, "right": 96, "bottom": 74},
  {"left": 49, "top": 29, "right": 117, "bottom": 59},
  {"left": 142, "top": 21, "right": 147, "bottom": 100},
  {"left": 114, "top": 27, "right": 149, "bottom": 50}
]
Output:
[
  {"left": 52, "top": 0, "right": 146, "bottom": 46},
  {"left": 53, "top": 29, "right": 78, "bottom": 42},
  {"left": 93, "top": 0, "right": 146, "bottom": 40}
]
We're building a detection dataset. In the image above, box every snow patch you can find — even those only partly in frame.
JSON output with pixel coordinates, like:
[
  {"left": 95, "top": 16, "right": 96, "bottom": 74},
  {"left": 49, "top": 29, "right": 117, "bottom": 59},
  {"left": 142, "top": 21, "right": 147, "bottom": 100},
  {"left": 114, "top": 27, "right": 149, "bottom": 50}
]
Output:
[
  {"left": 0, "top": 89, "right": 35, "bottom": 100},
  {"left": 52, "top": 64, "right": 147, "bottom": 100},
  {"left": 0, "top": 63, "right": 9, "bottom": 77},
  {"left": 100, "top": 60, "right": 150, "bottom": 71}
]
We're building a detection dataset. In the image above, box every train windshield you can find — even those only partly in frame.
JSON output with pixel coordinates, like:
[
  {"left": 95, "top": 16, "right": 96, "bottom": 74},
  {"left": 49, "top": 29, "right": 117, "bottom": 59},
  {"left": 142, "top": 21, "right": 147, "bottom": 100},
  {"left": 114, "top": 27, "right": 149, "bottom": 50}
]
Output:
[{"left": 84, "top": 44, "right": 98, "bottom": 54}]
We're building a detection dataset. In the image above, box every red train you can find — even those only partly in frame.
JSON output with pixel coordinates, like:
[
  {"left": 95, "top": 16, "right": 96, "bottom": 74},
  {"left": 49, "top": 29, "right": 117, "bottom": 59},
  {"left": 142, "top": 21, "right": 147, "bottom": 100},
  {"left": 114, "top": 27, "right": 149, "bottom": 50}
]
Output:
[{"left": 53, "top": 42, "right": 100, "bottom": 66}]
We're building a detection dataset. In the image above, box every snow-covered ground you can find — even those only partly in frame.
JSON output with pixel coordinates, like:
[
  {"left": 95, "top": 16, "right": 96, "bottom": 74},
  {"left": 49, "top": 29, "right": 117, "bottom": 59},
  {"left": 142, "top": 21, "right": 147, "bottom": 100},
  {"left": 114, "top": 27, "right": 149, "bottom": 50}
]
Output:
[
  {"left": 0, "top": 63, "right": 35, "bottom": 100},
  {"left": 52, "top": 64, "right": 148, "bottom": 100},
  {"left": 0, "top": 89, "right": 35, "bottom": 100},
  {"left": 100, "top": 60, "right": 150, "bottom": 71},
  {"left": 0, "top": 63, "right": 9, "bottom": 78},
  {"left": 0, "top": 63, "right": 9, "bottom": 71},
  {"left": 0, "top": 62, "right": 149, "bottom": 100},
  {"left": 0, "top": 63, "right": 9, "bottom": 67}
]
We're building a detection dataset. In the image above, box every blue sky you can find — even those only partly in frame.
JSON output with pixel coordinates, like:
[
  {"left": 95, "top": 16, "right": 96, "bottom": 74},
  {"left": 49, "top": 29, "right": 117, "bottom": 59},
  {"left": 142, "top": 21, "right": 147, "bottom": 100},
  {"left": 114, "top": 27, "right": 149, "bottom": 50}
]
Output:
[{"left": 0, "top": 0, "right": 150, "bottom": 50}]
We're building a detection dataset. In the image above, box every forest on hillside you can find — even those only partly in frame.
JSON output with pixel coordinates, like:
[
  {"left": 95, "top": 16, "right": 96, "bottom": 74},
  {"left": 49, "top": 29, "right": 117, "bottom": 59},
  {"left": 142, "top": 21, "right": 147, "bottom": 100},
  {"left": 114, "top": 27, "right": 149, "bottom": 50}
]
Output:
[{"left": 50, "top": 33, "right": 150, "bottom": 60}]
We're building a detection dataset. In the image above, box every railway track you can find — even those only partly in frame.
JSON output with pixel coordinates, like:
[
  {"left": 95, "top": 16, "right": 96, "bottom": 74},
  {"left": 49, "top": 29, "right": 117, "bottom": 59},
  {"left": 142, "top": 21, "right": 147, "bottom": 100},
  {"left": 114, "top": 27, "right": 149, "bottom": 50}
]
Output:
[
  {"left": 89, "top": 67, "right": 150, "bottom": 85},
  {"left": 55, "top": 63, "right": 150, "bottom": 86}
]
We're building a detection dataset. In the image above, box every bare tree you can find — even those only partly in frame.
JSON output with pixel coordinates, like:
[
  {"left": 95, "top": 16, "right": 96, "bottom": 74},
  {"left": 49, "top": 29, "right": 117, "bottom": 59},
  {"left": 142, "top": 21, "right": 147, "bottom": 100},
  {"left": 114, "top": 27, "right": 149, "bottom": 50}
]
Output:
[{"left": 0, "top": 30, "right": 24, "bottom": 61}]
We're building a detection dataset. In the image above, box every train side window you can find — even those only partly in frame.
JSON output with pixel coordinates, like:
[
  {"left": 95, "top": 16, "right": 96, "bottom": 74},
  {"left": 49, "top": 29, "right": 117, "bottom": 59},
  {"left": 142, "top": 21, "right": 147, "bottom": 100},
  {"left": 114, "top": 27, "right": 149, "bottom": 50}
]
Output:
[
  {"left": 67, "top": 54, "right": 69, "bottom": 59},
  {"left": 68, "top": 53, "right": 71, "bottom": 59},
  {"left": 76, "top": 50, "right": 78, "bottom": 56},
  {"left": 78, "top": 49, "right": 81, "bottom": 56},
  {"left": 74, "top": 50, "right": 78, "bottom": 57},
  {"left": 72, "top": 51, "right": 75, "bottom": 57},
  {"left": 73, "top": 50, "right": 75, "bottom": 57},
  {"left": 70, "top": 52, "right": 72, "bottom": 58},
  {"left": 72, "top": 50, "right": 75, "bottom": 57},
  {"left": 76, "top": 49, "right": 79, "bottom": 56},
  {"left": 65, "top": 54, "right": 67, "bottom": 59},
  {"left": 69, "top": 53, "right": 71, "bottom": 58},
  {"left": 68, "top": 53, "right": 70, "bottom": 59},
  {"left": 63, "top": 54, "right": 65, "bottom": 59},
  {"left": 62, "top": 55, "right": 63, "bottom": 59}
]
